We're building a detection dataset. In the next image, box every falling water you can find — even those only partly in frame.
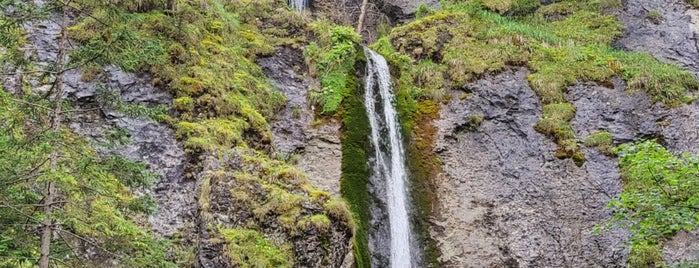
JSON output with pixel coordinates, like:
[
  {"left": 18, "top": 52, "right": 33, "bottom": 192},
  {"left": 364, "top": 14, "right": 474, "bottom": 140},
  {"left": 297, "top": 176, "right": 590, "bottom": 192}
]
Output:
[
  {"left": 363, "top": 47, "right": 413, "bottom": 268},
  {"left": 287, "top": 0, "right": 308, "bottom": 11}
]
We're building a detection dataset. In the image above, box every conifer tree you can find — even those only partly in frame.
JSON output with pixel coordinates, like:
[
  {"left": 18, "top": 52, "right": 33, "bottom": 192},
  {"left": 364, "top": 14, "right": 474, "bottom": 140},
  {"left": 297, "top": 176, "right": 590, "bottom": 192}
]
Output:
[{"left": 0, "top": 1, "right": 172, "bottom": 266}]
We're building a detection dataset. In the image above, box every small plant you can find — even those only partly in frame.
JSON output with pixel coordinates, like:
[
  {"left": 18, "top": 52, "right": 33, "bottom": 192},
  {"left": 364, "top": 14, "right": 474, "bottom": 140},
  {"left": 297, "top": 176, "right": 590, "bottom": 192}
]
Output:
[
  {"left": 220, "top": 228, "right": 292, "bottom": 267},
  {"left": 460, "top": 114, "right": 484, "bottom": 132},
  {"left": 646, "top": 10, "right": 663, "bottom": 24},
  {"left": 291, "top": 106, "right": 302, "bottom": 118},
  {"left": 415, "top": 4, "right": 434, "bottom": 19},
  {"left": 584, "top": 131, "right": 614, "bottom": 156}
]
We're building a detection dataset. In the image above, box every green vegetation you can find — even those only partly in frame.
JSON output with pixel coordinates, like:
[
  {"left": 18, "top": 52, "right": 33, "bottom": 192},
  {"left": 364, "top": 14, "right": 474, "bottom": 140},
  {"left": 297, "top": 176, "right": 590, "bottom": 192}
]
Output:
[
  {"left": 0, "top": 0, "right": 355, "bottom": 266},
  {"left": 628, "top": 242, "right": 663, "bottom": 268},
  {"left": 534, "top": 103, "right": 578, "bottom": 158},
  {"left": 646, "top": 10, "right": 663, "bottom": 24},
  {"left": 0, "top": 88, "right": 174, "bottom": 267},
  {"left": 606, "top": 140, "right": 699, "bottom": 267},
  {"left": 375, "top": 0, "right": 698, "bottom": 164},
  {"left": 220, "top": 228, "right": 292, "bottom": 268},
  {"left": 464, "top": 114, "right": 485, "bottom": 132},
  {"left": 340, "top": 87, "right": 372, "bottom": 268},
  {"left": 68, "top": 0, "right": 303, "bottom": 154},
  {"left": 305, "top": 21, "right": 361, "bottom": 114},
  {"left": 404, "top": 101, "right": 443, "bottom": 265},
  {"left": 482, "top": 0, "right": 540, "bottom": 15},
  {"left": 584, "top": 131, "right": 614, "bottom": 156}
]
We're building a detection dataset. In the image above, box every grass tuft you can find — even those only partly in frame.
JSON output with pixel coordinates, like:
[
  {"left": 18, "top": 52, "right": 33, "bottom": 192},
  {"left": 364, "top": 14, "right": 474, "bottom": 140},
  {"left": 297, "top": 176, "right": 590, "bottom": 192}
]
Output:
[{"left": 584, "top": 131, "right": 614, "bottom": 156}]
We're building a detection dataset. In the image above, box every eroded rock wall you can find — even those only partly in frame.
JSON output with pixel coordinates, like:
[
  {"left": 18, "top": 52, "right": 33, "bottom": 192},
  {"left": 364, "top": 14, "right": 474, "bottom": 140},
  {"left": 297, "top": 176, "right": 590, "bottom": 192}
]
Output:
[
  {"left": 614, "top": 0, "right": 699, "bottom": 75},
  {"left": 429, "top": 1, "right": 699, "bottom": 266},
  {"left": 432, "top": 68, "right": 628, "bottom": 267}
]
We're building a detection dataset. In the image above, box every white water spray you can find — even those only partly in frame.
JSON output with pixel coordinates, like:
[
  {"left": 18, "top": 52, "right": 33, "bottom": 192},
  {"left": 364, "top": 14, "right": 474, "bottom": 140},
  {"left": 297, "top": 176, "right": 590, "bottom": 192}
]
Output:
[
  {"left": 287, "top": 0, "right": 308, "bottom": 11},
  {"left": 363, "top": 47, "right": 412, "bottom": 268}
]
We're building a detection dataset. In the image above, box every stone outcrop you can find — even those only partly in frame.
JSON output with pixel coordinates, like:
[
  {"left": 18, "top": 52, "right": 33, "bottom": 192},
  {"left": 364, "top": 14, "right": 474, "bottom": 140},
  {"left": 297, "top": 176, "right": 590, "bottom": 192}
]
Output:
[
  {"left": 260, "top": 46, "right": 352, "bottom": 265},
  {"left": 432, "top": 68, "right": 629, "bottom": 267},
  {"left": 614, "top": 0, "right": 699, "bottom": 75}
]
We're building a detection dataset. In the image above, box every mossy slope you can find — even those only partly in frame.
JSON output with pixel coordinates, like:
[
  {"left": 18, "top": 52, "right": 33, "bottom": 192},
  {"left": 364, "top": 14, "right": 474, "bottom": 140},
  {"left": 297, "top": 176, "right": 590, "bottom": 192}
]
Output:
[{"left": 66, "top": 0, "right": 354, "bottom": 266}]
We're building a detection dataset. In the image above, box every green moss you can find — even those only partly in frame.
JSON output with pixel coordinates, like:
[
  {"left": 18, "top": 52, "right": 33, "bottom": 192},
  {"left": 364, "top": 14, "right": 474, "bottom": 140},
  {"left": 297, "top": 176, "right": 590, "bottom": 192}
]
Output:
[
  {"left": 646, "top": 10, "right": 663, "bottom": 25},
  {"left": 483, "top": 0, "right": 540, "bottom": 15},
  {"left": 415, "top": 4, "right": 435, "bottom": 19},
  {"left": 297, "top": 214, "right": 332, "bottom": 232},
  {"left": 584, "top": 131, "right": 614, "bottom": 156},
  {"left": 174, "top": 96, "right": 195, "bottom": 113},
  {"left": 381, "top": 1, "right": 697, "bottom": 162},
  {"left": 404, "top": 100, "right": 442, "bottom": 266},
  {"left": 535, "top": 103, "right": 577, "bottom": 154},
  {"left": 537, "top": 0, "right": 621, "bottom": 17},
  {"left": 571, "top": 151, "right": 586, "bottom": 167},
  {"left": 340, "top": 75, "right": 372, "bottom": 268},
  {"left": 324, "top": 199, "right": 353, "bottom": 225},
  {"left": 220, "top": 228, "right": 292, "bottom": 268},
  {"left": 464, "top": 114, "right": 484, "bottom": 132},
  {"left": 68, "top": 1, "right": 354, "bottom": 265}
]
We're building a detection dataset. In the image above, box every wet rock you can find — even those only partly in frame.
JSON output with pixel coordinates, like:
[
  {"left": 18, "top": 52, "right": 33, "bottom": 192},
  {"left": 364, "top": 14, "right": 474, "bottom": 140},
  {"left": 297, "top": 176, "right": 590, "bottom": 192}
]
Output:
[
  {"left": 259, "top": 46, "right": 313, "bottom": 156},
  {"left": 65, "top": 72, "right": 194, "bottom": 237},
  {"left": 614, "top": 0, "right": 699, "bottom": 75},
  {"left": 62, "top": 64, "right": 192, "bottom": 237},
  {"left": 433, "top": 68, "right": 628, "bottom": 267},
  {"left": 12, "top": 8, "right": 194, "bottom": 238}
]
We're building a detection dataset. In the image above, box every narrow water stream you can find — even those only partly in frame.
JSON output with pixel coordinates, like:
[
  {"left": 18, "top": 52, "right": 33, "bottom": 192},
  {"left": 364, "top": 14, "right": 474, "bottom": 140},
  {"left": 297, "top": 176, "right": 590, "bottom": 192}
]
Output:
[
  {"left": 287, "top": 0, "right": 308, "bottom": 11},
  {"left": 363, "top": 47, "right": 413, "bottom": 268}
]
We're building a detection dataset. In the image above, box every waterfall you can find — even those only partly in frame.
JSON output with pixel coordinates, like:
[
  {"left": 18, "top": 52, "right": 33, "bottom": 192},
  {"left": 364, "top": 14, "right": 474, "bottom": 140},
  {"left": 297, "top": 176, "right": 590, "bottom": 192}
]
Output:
[
  {"left": 363, "top": 47, "right": 413, "bottom": 268},
  {"left": 287, "top": 0, "right": 308, "bottom": 11}
]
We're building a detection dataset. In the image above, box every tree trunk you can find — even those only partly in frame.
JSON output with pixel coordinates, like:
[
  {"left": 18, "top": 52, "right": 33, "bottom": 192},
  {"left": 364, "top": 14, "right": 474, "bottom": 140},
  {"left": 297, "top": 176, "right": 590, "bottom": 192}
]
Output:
[
  {"left": 356, "top": 0, "right": 369, "bottom": 34},
  {"left": 39, "top": 3, "right": 68, "bottom": 267}
]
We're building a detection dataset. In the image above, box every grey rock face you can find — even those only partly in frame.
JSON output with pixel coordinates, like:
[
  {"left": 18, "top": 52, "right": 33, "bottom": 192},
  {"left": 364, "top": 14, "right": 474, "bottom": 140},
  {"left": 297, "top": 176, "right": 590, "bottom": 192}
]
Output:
[
  {"left": 260, "top": 47, "right": 344, "bottom": 197},
  {"left": 382, "top": 0, "right": 440, "bottom": 15},
  {"left": 569, "top": 81, "right": 699, "bottom": 265},
  {"left": 296, "top": 120, "right": 344, "bottom": 197},
  {"left": 433, "top": 68, "right": 628, "bottom": 267},
  {"left": 663, "top": 230, "right": 699, "bottom": 265},
  {"left": 614, "top": 0, "right": 699, "bottom": 75},
  {"left": 65, "top": 69, "right": 194, "bottom": 237},
  {"left": 569, "top": 79, "right": 699, "bottom": 155},
  {"left": 260, "top": 47, "right": 313, "bottom": 156}
]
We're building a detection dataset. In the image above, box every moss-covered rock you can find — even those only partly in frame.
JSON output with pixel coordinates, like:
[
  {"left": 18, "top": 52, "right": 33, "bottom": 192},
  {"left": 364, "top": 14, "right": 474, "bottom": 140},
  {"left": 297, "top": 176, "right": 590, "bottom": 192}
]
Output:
[{"left": 374, "top": 0, "right": 697, "bottom": 164}]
